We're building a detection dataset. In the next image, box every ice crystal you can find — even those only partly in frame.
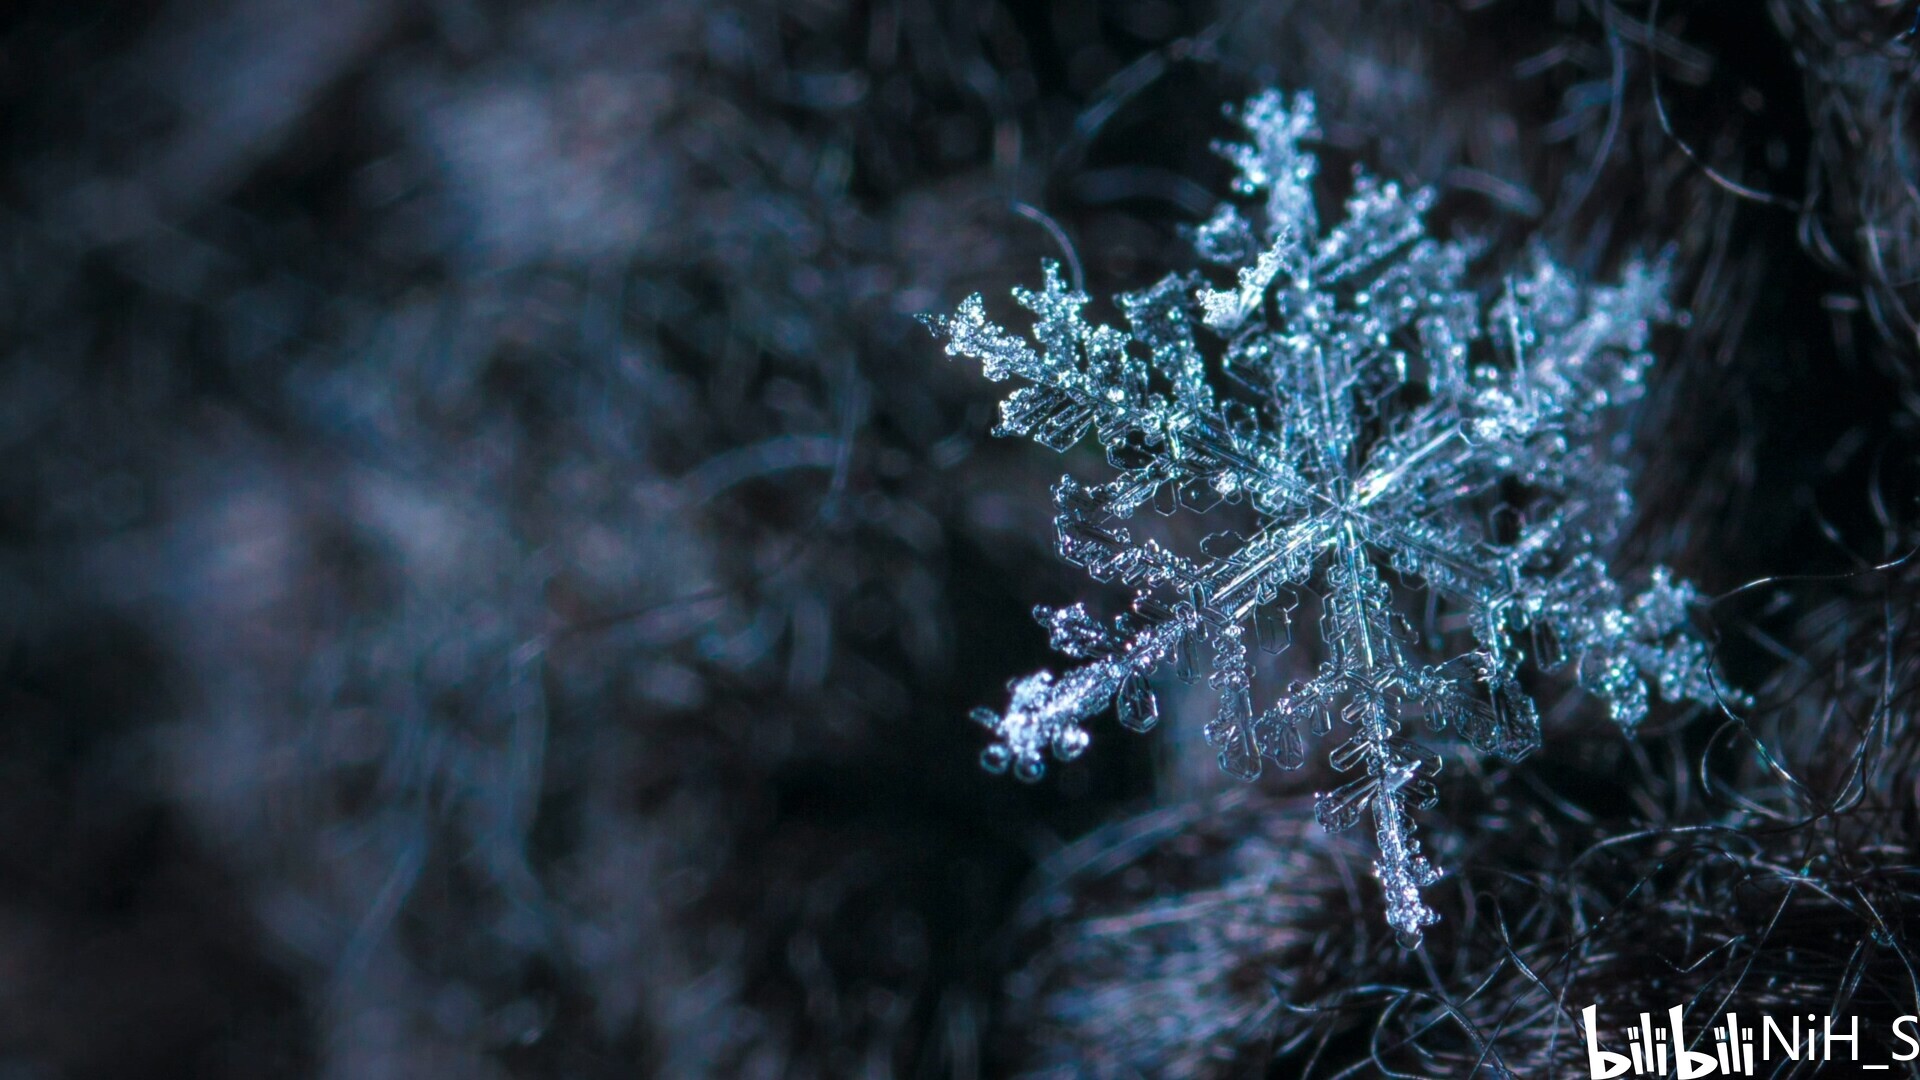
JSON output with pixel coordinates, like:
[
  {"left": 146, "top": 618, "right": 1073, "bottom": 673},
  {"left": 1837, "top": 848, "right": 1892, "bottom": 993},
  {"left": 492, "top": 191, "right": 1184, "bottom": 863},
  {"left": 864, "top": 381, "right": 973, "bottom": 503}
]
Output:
[{"left": 922, "top": 90, "right": 1730, "bottom": 946}]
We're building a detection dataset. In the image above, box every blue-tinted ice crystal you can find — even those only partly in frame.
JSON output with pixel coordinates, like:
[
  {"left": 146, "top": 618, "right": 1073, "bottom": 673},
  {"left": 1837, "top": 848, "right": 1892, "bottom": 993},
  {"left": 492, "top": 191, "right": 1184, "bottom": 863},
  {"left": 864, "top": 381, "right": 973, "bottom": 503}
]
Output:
[{"left": 922, "top": 89, "right": 1733, "bottom": 946}]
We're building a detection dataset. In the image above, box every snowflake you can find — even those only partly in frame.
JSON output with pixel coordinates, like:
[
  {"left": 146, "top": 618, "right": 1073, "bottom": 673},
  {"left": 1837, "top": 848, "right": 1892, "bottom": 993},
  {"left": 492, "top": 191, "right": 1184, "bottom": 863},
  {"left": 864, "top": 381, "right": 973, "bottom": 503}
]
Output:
[{"left": 921, "top": 89, "right": 1733, "bottom": 946}]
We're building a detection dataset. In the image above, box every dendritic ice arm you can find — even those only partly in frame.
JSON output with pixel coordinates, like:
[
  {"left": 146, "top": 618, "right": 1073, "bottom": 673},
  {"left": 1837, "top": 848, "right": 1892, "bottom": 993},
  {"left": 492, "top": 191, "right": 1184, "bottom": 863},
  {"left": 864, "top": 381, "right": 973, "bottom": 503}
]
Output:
[{"left": 922, "top": 88, "right": 1737, "bottom": 946}]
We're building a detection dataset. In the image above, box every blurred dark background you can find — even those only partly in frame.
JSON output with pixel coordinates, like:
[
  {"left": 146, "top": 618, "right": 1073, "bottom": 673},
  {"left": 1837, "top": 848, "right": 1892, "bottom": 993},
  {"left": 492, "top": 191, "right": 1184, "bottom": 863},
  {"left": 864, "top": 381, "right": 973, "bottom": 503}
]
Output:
[{"left": 2, "top": 1, "right": 1918, "bottom": 1076}]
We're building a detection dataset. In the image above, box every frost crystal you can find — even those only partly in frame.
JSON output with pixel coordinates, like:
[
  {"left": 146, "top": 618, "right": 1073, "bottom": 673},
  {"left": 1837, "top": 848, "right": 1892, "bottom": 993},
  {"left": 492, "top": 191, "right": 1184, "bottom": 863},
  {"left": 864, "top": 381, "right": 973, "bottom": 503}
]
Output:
[{"left": 922, "top": 90, "right": 1730, "bottom": 946}]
